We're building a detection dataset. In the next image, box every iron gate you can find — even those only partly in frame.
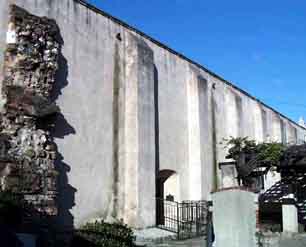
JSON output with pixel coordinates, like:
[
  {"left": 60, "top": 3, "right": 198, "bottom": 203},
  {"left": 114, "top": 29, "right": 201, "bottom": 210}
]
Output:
[{"left": 156, "top": 198, "right": 209, "bottom": 239}]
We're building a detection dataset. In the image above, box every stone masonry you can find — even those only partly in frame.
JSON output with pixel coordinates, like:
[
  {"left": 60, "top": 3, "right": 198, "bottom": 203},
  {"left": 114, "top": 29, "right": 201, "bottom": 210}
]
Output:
[{"left": 0, "top": 5, "right": 60, "bottom": 216}]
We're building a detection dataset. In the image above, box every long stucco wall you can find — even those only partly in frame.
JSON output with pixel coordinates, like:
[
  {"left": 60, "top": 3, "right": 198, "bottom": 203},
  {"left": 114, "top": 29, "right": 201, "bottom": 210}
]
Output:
[{"left": 0, "top": 0, "right": 305, "bottom": 229}]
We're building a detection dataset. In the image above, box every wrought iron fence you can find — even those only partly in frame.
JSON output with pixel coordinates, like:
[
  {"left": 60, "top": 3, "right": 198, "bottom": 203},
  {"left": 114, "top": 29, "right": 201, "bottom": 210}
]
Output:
[{"left": 156, "top": 198, "right": 209, "bottom": 240}]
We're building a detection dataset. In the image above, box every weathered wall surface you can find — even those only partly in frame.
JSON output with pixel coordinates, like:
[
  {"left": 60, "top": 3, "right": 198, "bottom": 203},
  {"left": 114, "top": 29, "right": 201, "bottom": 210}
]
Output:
[{"left": 1, "top": 0, "right": 305, "bottom": 229}]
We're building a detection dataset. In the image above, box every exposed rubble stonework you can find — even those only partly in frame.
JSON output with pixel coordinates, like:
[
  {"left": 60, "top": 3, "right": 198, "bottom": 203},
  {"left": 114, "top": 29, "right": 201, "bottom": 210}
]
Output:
[{"left": 0, "top": 5, "right": 60, "bottom": 216}]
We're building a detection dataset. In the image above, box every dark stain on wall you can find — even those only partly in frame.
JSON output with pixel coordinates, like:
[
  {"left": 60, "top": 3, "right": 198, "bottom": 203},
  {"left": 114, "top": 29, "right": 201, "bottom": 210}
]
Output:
[
  {"left": 261, "top": 108, "right": 268, "bottom": 141},
  {"left": 112, "top": 42, "right": 120, "bottom": 219},
  {"left": 46, "top": 0, "right": 54, "bottom": 17},
  {"left": 46, "top": 0, "right": 53, "bottom": 8},
  {"left": 234, "top": 94, "right": 243, "bottom": 137},
  {"left": 137, "top": 39, "right": 154, "bottom": 73},
  {"left": 154, "top": 65, "right": 160, "bottom": 201},
  {"left": 294, "top": 127, "right": 298, "bottom": 144},
  {"left": 73, "top": 0, "right": 79, "bottom": 17},
  {"left": 85, "top": 8, "right": 91, "bottom": 26},
  {"left": 281, "top": 119, "right": 287, "bottom": 144}
]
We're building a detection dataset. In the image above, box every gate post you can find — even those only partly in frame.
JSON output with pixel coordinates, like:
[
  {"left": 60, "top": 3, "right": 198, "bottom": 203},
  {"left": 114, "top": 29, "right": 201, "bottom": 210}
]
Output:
[
  {"left": 196, "top": 203, "right": 199, "bottom": 235},
  {"left": 123, "top": 34, "right": 156, "bottom": 229},
  {"left": 177, "top": 201, "right": 180, "bottom": 239},
  {"left": 282, "top": 193, "right": 298, "bottom": 233},
  {"left": 212, "top": 188, "right": 256, "bottom": 247}
]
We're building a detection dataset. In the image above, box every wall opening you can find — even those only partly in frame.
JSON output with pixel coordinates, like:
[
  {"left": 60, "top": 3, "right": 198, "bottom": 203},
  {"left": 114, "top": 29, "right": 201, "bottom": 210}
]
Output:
[
  {"left": 156, "top": 170, "right": 179, "bottom": 200},
  {"left": 156, "top": 169, "right": 179, "bottom": 225}
]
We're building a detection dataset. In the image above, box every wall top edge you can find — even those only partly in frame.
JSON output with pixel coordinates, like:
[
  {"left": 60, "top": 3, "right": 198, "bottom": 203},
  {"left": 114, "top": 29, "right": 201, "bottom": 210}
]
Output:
[{"left": 72, "top": 0, "right": 305, "bottom": 131}]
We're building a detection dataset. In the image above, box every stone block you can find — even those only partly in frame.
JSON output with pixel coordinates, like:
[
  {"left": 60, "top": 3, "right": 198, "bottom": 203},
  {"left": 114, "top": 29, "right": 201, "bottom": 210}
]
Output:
[{"left": 212, "top": 189, "right": 256, "bottom": 247}]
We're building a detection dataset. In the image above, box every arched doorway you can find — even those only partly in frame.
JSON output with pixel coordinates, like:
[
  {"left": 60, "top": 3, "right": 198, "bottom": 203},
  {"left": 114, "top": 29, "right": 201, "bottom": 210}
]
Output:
[
  {"left": 156, "top": 169, "right": 179, "bottom": 225},
  {"left": 156, "top": 170, "right": 179, "bottom": 200}
]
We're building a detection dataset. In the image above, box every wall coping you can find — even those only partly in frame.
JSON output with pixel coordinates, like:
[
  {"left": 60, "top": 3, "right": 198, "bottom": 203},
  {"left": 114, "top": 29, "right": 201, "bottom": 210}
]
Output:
[
  {"left": 211, "top": 186, "right": 257, "bottom": 194},
  {"left": 71, "top": 0, "right": 306, "bottom": 131}
]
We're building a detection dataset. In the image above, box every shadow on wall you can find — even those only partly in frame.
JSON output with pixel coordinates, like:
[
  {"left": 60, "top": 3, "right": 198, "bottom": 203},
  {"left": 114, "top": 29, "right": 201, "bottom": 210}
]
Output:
[
  {"left": 52, "top": 41, "right": 76, "bottom": 139},
  {"left": 154, "top": 65, "right": 161, "bottom": 227},
  {"left": 50, "top": 29, "right": 77, "bottom": 233},
  {"left": 154, "top": 65, "right": 160, "bottom": 188}
]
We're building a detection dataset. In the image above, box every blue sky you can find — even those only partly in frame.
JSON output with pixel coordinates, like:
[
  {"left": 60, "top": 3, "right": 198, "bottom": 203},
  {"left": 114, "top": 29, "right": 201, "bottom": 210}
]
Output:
[{"left": 88, "top": 0, "right": 306, "bottom": 122}]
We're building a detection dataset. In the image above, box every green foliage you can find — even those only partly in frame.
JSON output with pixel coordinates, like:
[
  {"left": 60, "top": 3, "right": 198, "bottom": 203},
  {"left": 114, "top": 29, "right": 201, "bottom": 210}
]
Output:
[
  {"left": 222, "top": 136, "right": 257, "bottom": 159},
  {"left": 72, "top": 220, "right": 136, "bottom": 247},
  {"left": 256, "top": 142, "right": 284, "bottom": 165},
  {"left": 222, "top": 136, "right": 285, "bottom": 166}
]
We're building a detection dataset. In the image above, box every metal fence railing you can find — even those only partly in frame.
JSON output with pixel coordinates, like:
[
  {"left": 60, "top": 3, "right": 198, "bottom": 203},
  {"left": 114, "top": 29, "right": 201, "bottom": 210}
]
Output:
[{"left": 156, "top": 198, "right": 209, "bottom": 240}]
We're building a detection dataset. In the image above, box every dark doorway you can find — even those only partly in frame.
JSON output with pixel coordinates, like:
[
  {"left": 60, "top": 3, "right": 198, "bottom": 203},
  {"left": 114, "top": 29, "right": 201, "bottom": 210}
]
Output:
[{"left": 156, "top": 169, "right": 177, "bottom": 225}]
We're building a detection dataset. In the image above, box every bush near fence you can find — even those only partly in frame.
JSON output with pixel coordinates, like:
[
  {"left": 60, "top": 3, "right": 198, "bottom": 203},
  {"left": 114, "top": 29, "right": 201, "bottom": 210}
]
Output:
[{"left": 71, "top": 220, "right": 136, "bottom": 247}]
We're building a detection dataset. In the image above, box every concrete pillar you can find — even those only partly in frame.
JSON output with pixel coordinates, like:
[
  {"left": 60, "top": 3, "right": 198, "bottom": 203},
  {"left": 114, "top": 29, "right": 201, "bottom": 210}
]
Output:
[
  {"left": 123, "top": 34, "right": 156, "bottom": 228},
  {"left": 225, "top": 89, "right": 243, "bottom": 139},
  {"left": 253, "top": 103, "right": 264, "bottom": 143},
  {"left": 212, "top": 189, "right": 256, "bottom": 247},
  {"left": 272, "top": 113, "right": 282, "bottom": 142},
  {"left": 282, "top": 195, "right": 298, "bottom": 233},
  {"left": 186, "top": 68, "right": 202, "bottom": 200}
]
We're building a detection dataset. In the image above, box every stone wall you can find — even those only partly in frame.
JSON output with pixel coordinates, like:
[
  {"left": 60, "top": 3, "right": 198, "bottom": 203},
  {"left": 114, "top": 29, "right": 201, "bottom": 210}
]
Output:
[
  {"left": 0, "top": 0, "right": 305, "bottom": 229},
  {"left": 0, "top": 4, "right": 60, "bottom": 216}
]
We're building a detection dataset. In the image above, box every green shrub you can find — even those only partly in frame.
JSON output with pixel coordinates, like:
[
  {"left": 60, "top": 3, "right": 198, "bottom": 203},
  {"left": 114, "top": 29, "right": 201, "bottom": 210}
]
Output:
[
  {"left": 72, "top": 220, "right": 136, "bottom": 247},
  {"left": 222, "top": 136, "right": 284, "bottom": 166}
]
